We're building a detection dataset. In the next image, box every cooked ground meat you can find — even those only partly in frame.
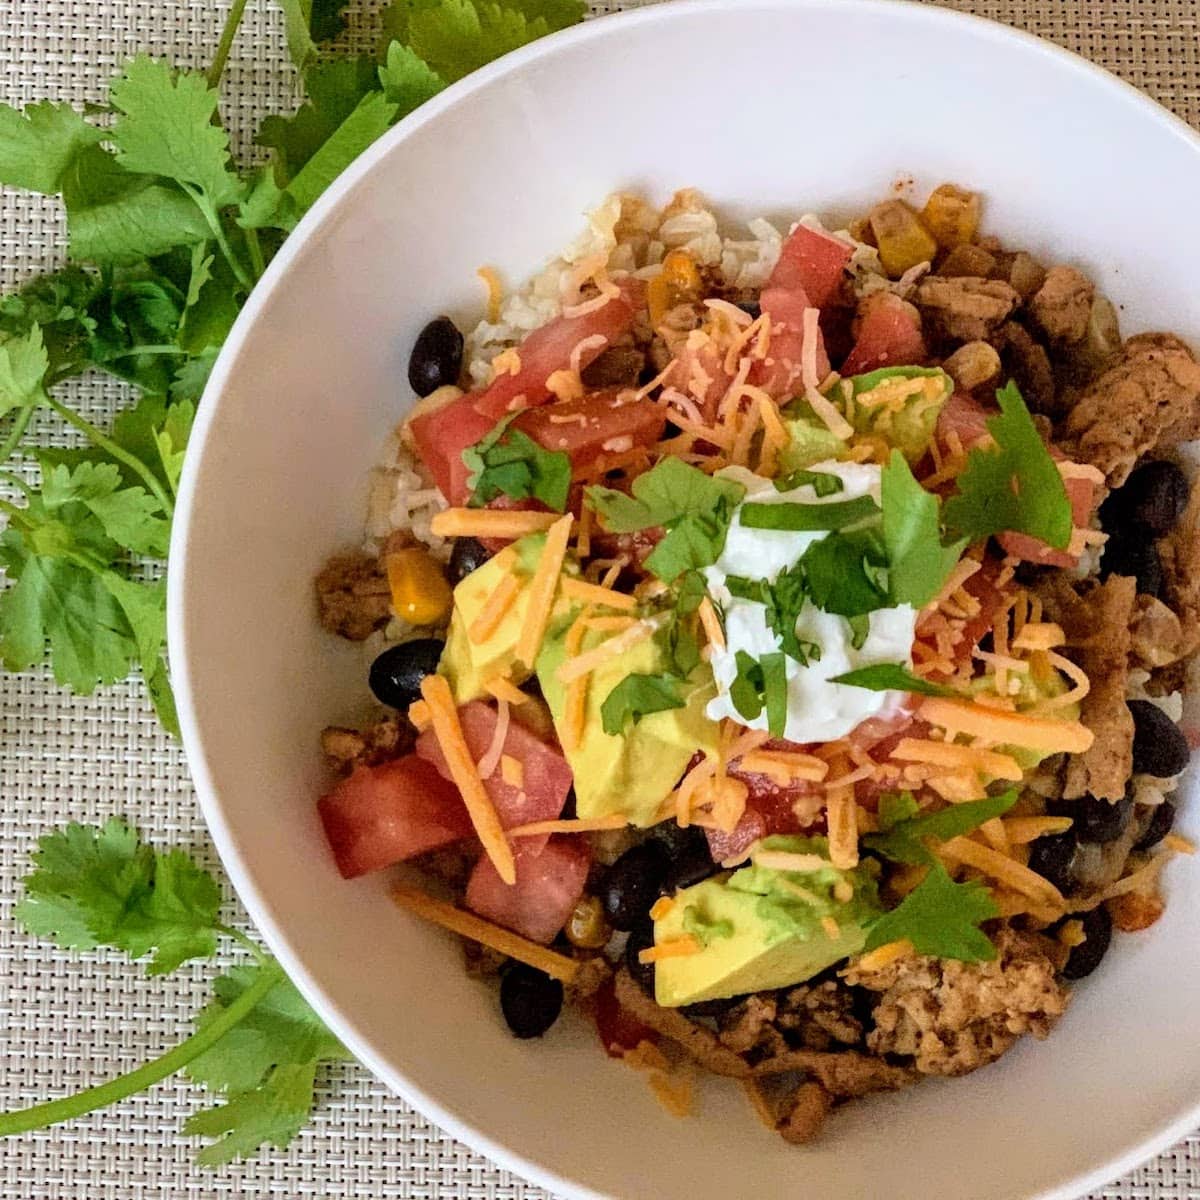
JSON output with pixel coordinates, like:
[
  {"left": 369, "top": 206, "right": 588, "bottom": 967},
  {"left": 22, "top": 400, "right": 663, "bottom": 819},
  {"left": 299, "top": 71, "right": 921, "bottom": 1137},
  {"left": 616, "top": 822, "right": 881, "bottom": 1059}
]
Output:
[
  {"left": 774, "top": 980, "right": 864, "bottom": 1051},
  {"left": 315, "top": 550, "right": 392, "bottom": 640},
  {"left": 1063, "top": 333, "right": 1200, "bottom": 486},
  {"left": 937, "top": 243, "right": 997, "bottom": 279},
  {"left": 844, "top": 929, "right": 1069, "bottom": 1076},
  {"left": 581, "top": 345, "right": 646, "bottom": 388},
  {"left": 993, "top": 321, "right": 1057, "bottom": 416},
  {"left": 1158, "top": 483, "right": 1200, "bottom": 658},
  {"left": 1129, "top": 595, "right": 1188, "bottom": 668},
  {"left": 1006, "top": 252, "right": 1048, "bottom": 301},
  {"left": 914, "top": 275, "right": 1020, "bottom": 342},
  {"left": 320, "top": 715, "right": 412, "bottom": 773},
  {"left": 1107, "top": 889, "right": 1165, "bottom": 931},
  {"left": 1028, "top": 265, "right": 1095, "bottom": 344},
  {"left": 1038, "top": 574, "right": 1137, "bottom": 801},
  {"left": 778, "top": 1082, "right": 832, "bottom": 1144},
  {"left": 718, "top": 993, "right": 783, "bottom": 1056}
]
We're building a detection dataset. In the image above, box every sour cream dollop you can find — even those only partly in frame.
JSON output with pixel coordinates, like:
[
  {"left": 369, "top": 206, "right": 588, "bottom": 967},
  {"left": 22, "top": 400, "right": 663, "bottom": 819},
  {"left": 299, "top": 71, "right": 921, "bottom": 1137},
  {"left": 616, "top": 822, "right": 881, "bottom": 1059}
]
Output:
[{"left": 704, "top": 463, "right": 916, "bottom": 743}]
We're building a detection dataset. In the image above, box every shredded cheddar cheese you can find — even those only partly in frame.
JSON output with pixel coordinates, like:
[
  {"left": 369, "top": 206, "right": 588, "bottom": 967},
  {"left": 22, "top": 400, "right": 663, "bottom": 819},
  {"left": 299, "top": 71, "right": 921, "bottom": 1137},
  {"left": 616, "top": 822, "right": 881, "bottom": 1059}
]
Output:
[
  {"left": 477, "top": 265, "right": 503, "bottom": 322},
  {"left": 889, "top": 737, "right": 1022, "bottom": 782},
  {"left": 407, "top": 699, "right": 431, "bottom": 731},
  {"left": 555, "top": 615, "right": 666, "bottom": 685},
  {"left": 939, "top": 835, "right": 1065, "bottom": 909},
  {"left": 638, "top": 935, "right": 701, "bottom": 964},
  {"left": 826, "top": 786, "right": 859, "bottom": 869},
  {"left": 484, "top": 675, "right": 530, "bottom": 706},
  {"left": 508, "top": 814, "right": 628, "bottom": 837},
  {"left": 430, "top": 509, "right": 560, "bottom": 539},
  {"left": 752, "top": 850, "right": 834, "bottom": 873},
  {"left": 499, "top": 754, "right": 524, "bottom": 788},
  {"left": 649, "top": 895, "right": 676, "bottom": 921},
  {"left": 419, "top": 674, "right": 515, "bottom": 884},
  {"left": 852, "top": 939, "right": 913, "bottom": 972},
  {"left": 468, "top": 573, "right": 522, "bottom": 644},
  {"left": 514, "top": 513, "right": 573, "bottom": 669},
  {"left": 918, "top": 696, "right": 1094, "bottom": 754},
  {"left": 560, "top": 576, "right": 638, "bottom": 611},
  {"left": 1003, "top": 815, "right": 1074, "bottom": 844}
]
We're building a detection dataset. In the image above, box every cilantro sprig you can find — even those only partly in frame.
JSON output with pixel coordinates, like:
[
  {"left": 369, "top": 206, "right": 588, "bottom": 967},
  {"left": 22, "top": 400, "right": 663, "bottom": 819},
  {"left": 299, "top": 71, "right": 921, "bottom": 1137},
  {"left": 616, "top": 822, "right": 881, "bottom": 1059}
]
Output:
[
  {"left": 463, "top": 414, "right": 571, "bottom": 511},
  {"left": 2, "top": 821, "right": 349, "bottom": 1162}
]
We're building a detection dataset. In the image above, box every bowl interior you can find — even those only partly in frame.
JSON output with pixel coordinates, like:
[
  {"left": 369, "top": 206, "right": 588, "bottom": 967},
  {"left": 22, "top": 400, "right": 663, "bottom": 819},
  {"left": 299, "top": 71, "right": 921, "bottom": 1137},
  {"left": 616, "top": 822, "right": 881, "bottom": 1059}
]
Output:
[{"left": 171, "top": 3, "right": 1200, "bottom": 1197}]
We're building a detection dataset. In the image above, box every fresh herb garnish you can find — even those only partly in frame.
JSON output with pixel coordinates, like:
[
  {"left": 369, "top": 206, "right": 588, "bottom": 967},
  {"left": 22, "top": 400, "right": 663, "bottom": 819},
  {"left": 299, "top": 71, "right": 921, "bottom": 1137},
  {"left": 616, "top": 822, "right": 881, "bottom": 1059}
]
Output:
[
  {"left": 942, "top": 381, "right": 1073, "bottom": 548},
  {"left": 864, "top": 790, "right": 1018, "bottom": 866},
  {"left": 739, "top": 494, "right": 878, "bottom": 532},
  {"left": 797, "top": 526, "right": 889, "bottom": 618},
  {"left": 773, "top": 467, "right": 844, "bottom": 496},
  {"left": 600, "top": 672, "right": 685, "bottom": 735},
  {"left": 462, "top": 414, "right": 571, "bottom": 511},
  {"left": 830, "top": 663, "right": 955, "bottom": 697},
  {"left": 729, "top": 649, "right": 788, "bottom": 736},
  {"left": 726, "top": 566, "right": 819, "bottom": 666},
  {"left": 586, "top": 457, "right": 746, "bottom": 583},
  {"left": 2, "top": 821, "right": 349, "bottom": 1160}
]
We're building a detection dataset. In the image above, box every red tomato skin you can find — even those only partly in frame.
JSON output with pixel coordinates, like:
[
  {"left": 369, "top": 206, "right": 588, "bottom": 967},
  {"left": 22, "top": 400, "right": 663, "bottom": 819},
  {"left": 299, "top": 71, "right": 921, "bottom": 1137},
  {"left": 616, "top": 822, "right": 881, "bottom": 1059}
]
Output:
[
  {"left": 408, "top": 393, "right": 495, "bottom": 505},
  {"left": 465, "top": 836, "right": 591, "bottom": 944},
  {"left": 840, "top": 293, "right": 927, "bottom": 377},
  {"left": 318, "top": 755, "right": 471, "bottom": 879},
  {"left": 516, "top": 389, "right": 666, "bottom": 467},
  {"left": 767, "top": 223, "right": 853, "bottom": 309}
]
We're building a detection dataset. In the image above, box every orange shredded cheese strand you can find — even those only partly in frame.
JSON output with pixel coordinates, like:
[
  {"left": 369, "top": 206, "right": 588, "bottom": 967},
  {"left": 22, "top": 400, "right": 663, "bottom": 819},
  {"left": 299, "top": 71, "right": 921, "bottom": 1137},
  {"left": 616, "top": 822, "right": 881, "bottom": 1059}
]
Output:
[
  {"left": 499, "top": 754, "right": 524, "bottom": 788},
  {"left": 821, "top": 916, "right": 841, "bottom": 939},
  {"left": 752, "top": 850, "right": 834, "bottom": 873},
  {"left": 477, "top": 266, "right": 503, "bottom": 322},
  {"left": 407, "top": 699, "right": 431, "bottom": 731},
  {"left": 555, "top": 616, "right": 665, "bottom": 685},
  {"left": 484, "top": 675, "right": 530, "bottom": 706},
  {"left": 514, "top": 513, "right": 573, "bottom": 669},
  {"left": 392, "top": 884, "right": 577, "bottom": 982},
  {"left": 939, "top": 836, "right": 1065, "bottom": 907},
  {"left": 419, "top": 674, "right": 515, "bottom": 884},
  {"left": 476, "top": 698, "right": 510, "bottom": 780},
  {"left": 801, "top": 307, "right": 854, "bottom": 439},
  {"left": 561, "top": 607, "right": 592, "bottom": 753},
  {"left": 826, "top": 786, "right": 859, "bottom": 869},
  {"left": 560, "top": 575, "right": 636, "bottom": 611},
  {"left": 638, "top": 935, "right": 701, "bottom": 964},
  {"left": 508, "top": 814, "right": 627, "bottom": 837},
  {"left": 1003, "top": 815, "right": 1074, "bottom": 844},
  {"left": 889, "top": 737, "right": 1023, "bottom": 781},
  {"left": 918, "top": 696, "right": 1094, "bottom": 754},
  {"left": 738, "top": 750, "right": 828, "bottom": 784},
  {"left": 853, "top": 939, "right": 913, "bottom": 972},
  {"left": 1011, "top": 621, "right": 1066, "bottom": 653},
  {"left": 468, "top": 573, "right": 522, "bottom": 644},
  {"left": 1164, "top": 833, "right": 1196, "bottom": 855},
  {"left": 431, "top": 509, "right": 560, "bottom": 539},
  {"left": 649, "top": 896, "right": 676, "bottom": 921}
]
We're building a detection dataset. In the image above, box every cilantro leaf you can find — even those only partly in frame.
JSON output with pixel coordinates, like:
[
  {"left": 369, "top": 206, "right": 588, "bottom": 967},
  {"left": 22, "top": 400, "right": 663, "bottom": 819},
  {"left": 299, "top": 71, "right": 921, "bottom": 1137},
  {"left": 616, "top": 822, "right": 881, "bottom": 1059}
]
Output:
[
  {"left": 15, "top": 819, "right": 222, "bottom": 974},
  {"left": 864, "top": 861, "right": 999, "bottom": 961},
  {"left": 726, "top": 565, "right": 818, "bottom": 665},
  {"left": 643, "top": 507, "right": 739, "bottom": 583},
  {"left": 109, "top": 57, "right": 241, "bottom": 209},
  {"left": 587, "top": 457, "right": 745, "bottom": 533},
  {"left": 880, "top": 449, "right": 965, "bottom": 608},
  {"left": 0, "top": 324, "right": 50, "bottom": 416},
  {"left": 798, "top": 527, "right": 888, "bottom": 618},
  {"left": 0, "top": 268, "right": 101, "bottom": 382},
  {"left": 40, "top": 461, "right": 170, "bottom": 556},
  {"left": 379, "top": 41, "right": 448, "bottom": 111},
  {"left": 773, "top": 467, "right": 844, "bottom": 496},
  {"left": 739, "top": 494, "right": 878, "bottom": 532},
  {"left": 729, "top": 649, "right": 788, "bottom": 736},
  {"left": 285, "top": 91, "right": 399, "bottom": 214},
  {"left": 600, "top": 672, "right": 684, "bottom": 734},
  {"left": 462, "top": 416, "right": 570, "bottom": 510},
  {"left": 830, "top": 663, "right": 954, "bottom": 698},
  {"left": 864, "top": 790, "right": 1018, "bottom": 866},
  {"left": 277, "top": 0, "right": 355, "bottom": 69},
  {"left": 942, "top": 381, "right": 1072, "bottom": 548},
  {"left": 0, "top": 100, "right": 102, "bottom": 194}
]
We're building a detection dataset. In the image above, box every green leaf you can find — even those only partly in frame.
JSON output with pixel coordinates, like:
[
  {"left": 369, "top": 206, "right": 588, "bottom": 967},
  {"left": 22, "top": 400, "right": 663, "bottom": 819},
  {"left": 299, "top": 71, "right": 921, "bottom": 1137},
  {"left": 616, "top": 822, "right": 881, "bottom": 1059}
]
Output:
[
  {"left": 864, "top": 790, "right": 1019, "bottom": 867},
  {"left": 109, "top": 56, "right": 241, "bottom": 209},
  {"left": 0, "top": 324, "right": 50, "bottom": 417},
  {"left": 864, "top": 861, "right": 999, "bottom": 961},
  {"left": 40, "top": 461, "right": 170, "bottom": 556},
  {"left": 587, "top": 456, "right": 745, "bottom": 533},
  {"left": 505, "top": 0, "right": 586, "bottom": 29},
  {"left": 880, "top": 449, "right": 965, "bottom": 608},
  {"left": 729, "top": 649, "right": 787, "bottom": 735},
  {"left": 659, "top": 612, "right": 702, "bottom": 678},
  {"left": 178, "top": 248, "right": 241, "bottom": 354},
  {"left": 276, "top": 0, "right": 353, "bottom": 68},
  {"left": 739, "top": 494, "right": 878, "bottom": 532},
  {"left": 0, "top": 100, "right": 103, "bottom": 194},
  {"left": 378, "top": 41, "right": 447, "bottom": 112},
  {"left": 144, "top": 657, "right": 180, "bottom": 736},
  {"left": 237, "top": 165, "right": 298, "bottom": 232},
  {"left": 600, "top": 672, "right": 684, "bottom": 734},
  {"left": 773, "top": 467, "right": 844, "bottom": 496},
  {"left": 156, "top": 399, "right": 195, "bottom": 491},
  {"left": 462, "top": 416, "right": 570, "bottom": 511},
  {"left": 310, "top": 0, "right": 353, "bottom": 40},
  {"left": 942, "top": 381, "right": 1073, "bottom": 549},
  {"left": 799, "top": 528, "right": 888, "bottom": 618},
  {"left": 15, "top": 819, "right": 222, "bottom": 973},
  {"left": 97, "top": 574, "right": 166, "bottom": 673},
  {"left": 285, "top": 91, "right": 399, "bottom": 214},
  {"left": 830, "top": 663, "right": 954, "bottom": 698},
  {"left": 63, "top": 146, "right": 211, "bottom": 266},
  {"left": 171, "top": 349, "right": 218, "bottom": 403},
  {"left": 0, "top": 268, "right": 101, "bottom": 383},
  {"left": 726, "top": 565, "right": 819, "bottom": 666}
]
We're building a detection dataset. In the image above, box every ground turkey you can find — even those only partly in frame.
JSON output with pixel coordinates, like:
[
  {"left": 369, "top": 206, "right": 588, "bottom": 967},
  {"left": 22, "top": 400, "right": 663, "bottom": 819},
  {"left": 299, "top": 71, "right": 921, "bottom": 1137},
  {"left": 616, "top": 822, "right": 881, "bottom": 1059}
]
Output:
[{"left": 843, "top": 928, "right": 1069, "bottom": 1076}]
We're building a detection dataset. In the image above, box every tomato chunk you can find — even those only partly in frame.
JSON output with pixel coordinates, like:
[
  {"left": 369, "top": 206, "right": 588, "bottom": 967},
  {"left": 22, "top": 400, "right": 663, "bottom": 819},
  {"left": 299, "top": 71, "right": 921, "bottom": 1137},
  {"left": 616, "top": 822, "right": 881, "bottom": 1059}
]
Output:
[
  {"left": 465, "top": 836, "right": 591, "bottom": 944},
  {"left": 409, "top": 392, "right": 496, "bottom": 505},
  {"left": 840, "top": 293, "right": 927, "bottom": 377},
  {"left": 516, "top": 389, "right": 666, "bottom": 469},
  {"left": 768, "top": 223, "right": 853, "bottom": 310},
  {"left": 318, "top": 754, "right": 471, "bottom": 879},
  {"left": 595, "top": 977, "right": 657, "bottom": 1057},
  {"left": 750, "top": 284, "right": 830, "bottom": 399},
  {"left": 473, "top": 279, "right": 645, "bottom": 420},
  {"left": 416, "top": 700, "right": 572, "bottom": 853}
]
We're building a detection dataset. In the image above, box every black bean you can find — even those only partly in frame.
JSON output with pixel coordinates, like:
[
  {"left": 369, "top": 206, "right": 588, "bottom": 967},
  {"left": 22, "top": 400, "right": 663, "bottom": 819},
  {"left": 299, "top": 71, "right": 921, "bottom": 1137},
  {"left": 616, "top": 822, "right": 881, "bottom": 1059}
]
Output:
[
  {"left": 653, "top": 823, "right": 717, "bottom": 892},
  {"left": 1103, "top": 460, "right": 1190, "bottom": 537},
  {"left": 682, "top": 995, "right": 741, "bottom": 1018},
  {"left": 1072, "top": 794, "right": 1134, "bottom": 845},
  {"left": 1099, "top": 534, "right": 1163, "bottom": 598},
  {"left": 1061, "top": 906, "right": 1113, "bottom": 981},
  {"left": 1026, "top": 829, "right": 1077, "bottom": 896},
  {"left": 1134, "top": 800, "right": 1176, "bottom": 852},
  {"left": 736, "top": 299, "right": 761, "bottom": 320},
  {"left": 447, "top": 537, "right": 491, "bottom": 584},
  {"left": 599, "top": 841, "right": 669, "bottom": 931},
  {"left": 499, "top": 963, "right": 563, "bottom": 1038},
  {"left": 625, "top": 922, "right": 656, "bottom": 996},
  {"left": 408, "top": 316, "right": 463, "bottom": 397},
  {"left": 1129, "top": 699, "right": 1191, "bottom": 777},
  {"left": 368, "top": 638, "right": 444, "bottom": 710}
]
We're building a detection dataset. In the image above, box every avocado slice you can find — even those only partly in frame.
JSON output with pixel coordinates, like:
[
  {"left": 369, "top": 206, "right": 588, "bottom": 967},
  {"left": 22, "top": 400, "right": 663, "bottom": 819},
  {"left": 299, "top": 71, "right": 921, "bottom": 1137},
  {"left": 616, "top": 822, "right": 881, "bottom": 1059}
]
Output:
[
  {"left": 536, "top": 622, "right": 718, "bottom": 827},
  {"left": 843, "top": 366, "right": 952, "bottom": 464},
  {"left": 653, "top": 835, "right": 882, "bottom": 1007}
]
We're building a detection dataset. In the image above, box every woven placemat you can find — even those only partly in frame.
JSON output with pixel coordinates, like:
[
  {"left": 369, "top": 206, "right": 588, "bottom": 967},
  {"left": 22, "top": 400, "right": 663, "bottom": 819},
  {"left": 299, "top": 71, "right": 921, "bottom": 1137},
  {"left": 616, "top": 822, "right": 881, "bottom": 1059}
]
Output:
[{"left": 0, "top": 1, "right": 1198, "bottom": 1197}]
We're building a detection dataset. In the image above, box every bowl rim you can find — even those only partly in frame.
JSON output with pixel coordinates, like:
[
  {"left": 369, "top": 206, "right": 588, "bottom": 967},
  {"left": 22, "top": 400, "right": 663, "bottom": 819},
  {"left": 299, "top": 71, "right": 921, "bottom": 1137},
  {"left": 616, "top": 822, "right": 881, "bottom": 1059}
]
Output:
[{"left": 168, "top": 1, "right": 1200, "bottom": 1195}]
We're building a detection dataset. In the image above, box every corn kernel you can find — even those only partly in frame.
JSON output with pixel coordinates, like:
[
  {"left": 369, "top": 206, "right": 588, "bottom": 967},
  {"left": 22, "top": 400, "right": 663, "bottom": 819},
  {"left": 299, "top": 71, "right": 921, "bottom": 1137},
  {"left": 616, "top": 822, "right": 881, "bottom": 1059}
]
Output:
[
  {"left": 386, "top": 547, "right": 452, "bottom": 626},
  {"left": 869, "top": 200, "right": 939, "bottom": 278},
  {"left": 921, "top": 184, "right": 981, "bottom": 250},
  {"left": 648, "top": 249, "right": 702, "bottom": 327},
  {"left": 565, "top": 894, "right": 610, "bottom": 949}
]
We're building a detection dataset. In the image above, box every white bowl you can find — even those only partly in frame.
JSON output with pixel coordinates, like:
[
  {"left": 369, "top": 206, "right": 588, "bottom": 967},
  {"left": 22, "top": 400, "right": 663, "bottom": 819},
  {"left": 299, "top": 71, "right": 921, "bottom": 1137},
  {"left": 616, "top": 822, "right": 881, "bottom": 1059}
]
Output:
[{"left": 169, "top": 2, "right": 1200, "bottom": 1196}]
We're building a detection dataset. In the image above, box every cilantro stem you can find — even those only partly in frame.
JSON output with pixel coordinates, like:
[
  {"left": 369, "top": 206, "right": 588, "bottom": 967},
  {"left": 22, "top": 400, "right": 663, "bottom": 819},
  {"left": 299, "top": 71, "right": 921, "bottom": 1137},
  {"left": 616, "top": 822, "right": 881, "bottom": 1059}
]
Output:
[
  {"left": 0, "top": 959, "right": 284, "bottom": 1137},
  {"left": 206, "top": 0, "right": 250, "bottom": 90},
  {"left": 104, "top": 345, "right": 189, "bottom": 362},
  {"left": 0, "top": 471, "right": 33, "bottom": 498},
  {"left": 243, "top": 226, "right": 266, "bottom": 280},
  {"left": 217, "top": 923, "right": 271, "bottom": 966},
  {"left": 42, "top": 394, "right": 174, "bottom": 518},
  {"left": 0, "top": 409, "right": 33, "bottom": 467},
  {"left": 190, "top": 191, "right": 254, "bottom": 292}
]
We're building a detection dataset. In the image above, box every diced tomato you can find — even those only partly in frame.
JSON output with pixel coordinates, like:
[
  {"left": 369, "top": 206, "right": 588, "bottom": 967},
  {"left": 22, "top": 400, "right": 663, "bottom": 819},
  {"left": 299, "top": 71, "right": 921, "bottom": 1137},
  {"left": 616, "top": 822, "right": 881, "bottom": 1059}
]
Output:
[
  {"left": 409, "top": 392, "right": 496, "bottom": 505},
  {"left": 594, "top": 977, "right": 657, "bottom": 1057},
  {"left": 465, "top": 836, "right": 591, "bottom": 944},
  {"left": 416, "top": 700, "right": 572, "bottom": 853},
  {"left": 750, "top": 284, "right": 831, "bottom": 399},
  {"left": 705, "top": 784, "right": 814, "bottom": 864},
  {"left": 473, "top": 279, "right": 645, "bottom": 420},
  {"left": 767, "top": 224, "right": 853, "bottom": 310},
  {"left": 840, "top": 293, "right": 927, "bottom": 377},
  {"left": 516, "top": 388, "right": 666, "bottom": 469},
  {"left": 935, "top": 390, "right": 991, "bottom": 451},
  {"left": 665, "top": 337, "right": 733, "bottom": 423},
  {"left": 317, "top": 755, "right": 472, "bottom": 879}
]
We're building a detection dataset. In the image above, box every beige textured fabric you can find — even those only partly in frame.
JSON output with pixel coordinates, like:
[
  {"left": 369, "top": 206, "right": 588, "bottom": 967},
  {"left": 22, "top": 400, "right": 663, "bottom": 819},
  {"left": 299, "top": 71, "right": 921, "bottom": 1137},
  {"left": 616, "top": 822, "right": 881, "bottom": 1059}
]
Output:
[{"left": 0, "top": 1, "right": 1197, "bottom": 1196}]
